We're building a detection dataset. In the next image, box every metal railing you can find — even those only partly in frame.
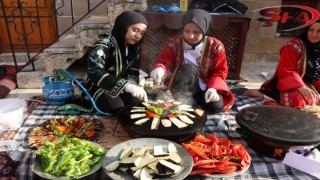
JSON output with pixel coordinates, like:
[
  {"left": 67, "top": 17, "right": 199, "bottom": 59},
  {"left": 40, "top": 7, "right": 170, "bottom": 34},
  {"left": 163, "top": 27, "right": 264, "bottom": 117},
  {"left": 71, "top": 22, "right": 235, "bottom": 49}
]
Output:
[{"left": 0, "top": 0, "right": 106, "bottom": 72}]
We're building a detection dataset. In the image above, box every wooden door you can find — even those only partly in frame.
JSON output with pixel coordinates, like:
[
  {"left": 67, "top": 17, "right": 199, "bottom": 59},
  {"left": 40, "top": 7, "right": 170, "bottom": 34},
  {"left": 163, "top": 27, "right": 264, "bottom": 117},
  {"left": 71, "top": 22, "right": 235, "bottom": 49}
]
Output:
[{"left": 0, "top": 0, "right": 58, "bottom": 53}]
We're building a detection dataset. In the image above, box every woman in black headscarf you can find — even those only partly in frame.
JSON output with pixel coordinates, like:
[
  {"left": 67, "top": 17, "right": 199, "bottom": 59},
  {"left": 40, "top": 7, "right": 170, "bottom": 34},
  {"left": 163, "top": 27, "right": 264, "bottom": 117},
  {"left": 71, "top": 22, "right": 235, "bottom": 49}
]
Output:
[
  {"left": 244, "top": 19, "right": 320, "bottom": 109},
  {"left": 83, "top": 11, "right": 148, "bottom": 114},
  {"left": 150, "top": 9, "right": 234, "bottom": 113}
]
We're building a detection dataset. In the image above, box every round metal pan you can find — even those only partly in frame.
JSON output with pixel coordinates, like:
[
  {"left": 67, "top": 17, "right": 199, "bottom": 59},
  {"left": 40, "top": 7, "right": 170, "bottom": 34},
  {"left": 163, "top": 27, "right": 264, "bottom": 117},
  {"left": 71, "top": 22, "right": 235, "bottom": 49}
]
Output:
[
  {"left": 236, "top": 105, "right": 320, "bottom": 145},
  {"left": 117, "top": 105, "right": 207, "bottom": 142}
]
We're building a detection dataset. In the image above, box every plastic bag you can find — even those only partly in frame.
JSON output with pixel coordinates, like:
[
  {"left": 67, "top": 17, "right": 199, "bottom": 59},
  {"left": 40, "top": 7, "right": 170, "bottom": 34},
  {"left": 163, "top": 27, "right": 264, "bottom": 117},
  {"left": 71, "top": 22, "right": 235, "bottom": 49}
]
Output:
[{"left": 0, "top": 98, "right": 27, "bottom": 131}]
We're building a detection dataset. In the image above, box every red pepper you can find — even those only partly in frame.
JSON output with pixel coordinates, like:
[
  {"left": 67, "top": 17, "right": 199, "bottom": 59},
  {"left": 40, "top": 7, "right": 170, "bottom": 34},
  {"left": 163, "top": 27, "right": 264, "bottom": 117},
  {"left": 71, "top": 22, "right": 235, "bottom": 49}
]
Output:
[
  {"left": 188, "top": 143, "right": 210, "bottom": 160},
  {"left": 216, "top": 165, "right": 237, "bottom": 173},
  {"left": 210, "top": 142, "right": 223, "bottom": 158},
  {"left": 194, "top": 134, "right": 212, "bottom": 144},
  {"left": 219, "top": 138, "right": 231, "bottom": 147},
  {"left": 166, "top": 113, "right": 180, "bottom": 118},
  {"left": 145, "top": 110, "right": 160, "bottom": 118},
  {"left": 194, "top": 159, "right": 217, "bottom": 168},
  {"left": 207, "top": 134, "right": 219, "bottom": 144}
]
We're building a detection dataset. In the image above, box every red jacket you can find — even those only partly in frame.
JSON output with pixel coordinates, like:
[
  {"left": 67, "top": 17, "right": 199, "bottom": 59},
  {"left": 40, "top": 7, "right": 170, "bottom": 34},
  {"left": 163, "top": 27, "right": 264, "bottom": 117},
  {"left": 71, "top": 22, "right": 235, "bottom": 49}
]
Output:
[{"left": 152, "top": 35, "right": 234, "bottom": 111}]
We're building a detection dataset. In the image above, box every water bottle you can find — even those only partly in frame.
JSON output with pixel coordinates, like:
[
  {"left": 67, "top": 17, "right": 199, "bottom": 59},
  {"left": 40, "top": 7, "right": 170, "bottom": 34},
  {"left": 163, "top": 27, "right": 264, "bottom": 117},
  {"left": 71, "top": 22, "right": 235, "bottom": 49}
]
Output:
[{"left": 180, "top": 0, "right": 188, "bottom": 12}]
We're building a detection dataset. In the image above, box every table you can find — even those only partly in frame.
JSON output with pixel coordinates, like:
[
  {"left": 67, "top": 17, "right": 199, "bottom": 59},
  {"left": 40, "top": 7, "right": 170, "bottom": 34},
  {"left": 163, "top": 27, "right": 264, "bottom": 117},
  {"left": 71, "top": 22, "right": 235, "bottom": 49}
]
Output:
[{"left": 4, "top": 95, "right": 320, "bottom": 179}]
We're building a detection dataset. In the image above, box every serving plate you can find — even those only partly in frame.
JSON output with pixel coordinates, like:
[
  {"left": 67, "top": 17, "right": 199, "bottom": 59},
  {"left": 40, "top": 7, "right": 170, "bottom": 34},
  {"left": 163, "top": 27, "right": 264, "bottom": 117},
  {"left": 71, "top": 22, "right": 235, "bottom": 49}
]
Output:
[
  {"left": 32, "top": 141, "right": 104, "bottom": 180},
  {"left": 203, "top": 165, "right": 250, "bottom": 178},
  {"left": 28, "top": 116, "right": 104, "bottom": 149},
  {"left": 103, "top": 138, "right": 193, "bottom": 180}
]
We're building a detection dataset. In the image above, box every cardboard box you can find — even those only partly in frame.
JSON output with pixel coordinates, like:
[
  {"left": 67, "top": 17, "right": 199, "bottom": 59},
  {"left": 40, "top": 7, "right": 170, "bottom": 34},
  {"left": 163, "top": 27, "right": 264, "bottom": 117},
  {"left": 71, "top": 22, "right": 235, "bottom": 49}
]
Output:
[{"left": 282, "top": 150, "right": 320, "bottom": 178}]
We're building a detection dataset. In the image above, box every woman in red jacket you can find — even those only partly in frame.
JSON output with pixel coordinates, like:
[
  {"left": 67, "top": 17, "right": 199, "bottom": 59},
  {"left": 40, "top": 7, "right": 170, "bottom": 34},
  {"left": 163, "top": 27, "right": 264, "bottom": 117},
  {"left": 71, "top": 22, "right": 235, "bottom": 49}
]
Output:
[
  {"left": 244, "top": 19, "right": 320, "bottom": 109},
  {"left": 150, "top": 9, "right": 234, "bottom": 113}
]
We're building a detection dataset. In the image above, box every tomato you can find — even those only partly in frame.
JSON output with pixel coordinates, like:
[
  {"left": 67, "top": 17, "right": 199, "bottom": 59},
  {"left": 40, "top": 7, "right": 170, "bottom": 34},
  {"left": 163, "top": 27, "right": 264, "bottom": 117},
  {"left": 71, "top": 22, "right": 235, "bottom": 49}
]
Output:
[{"left": 166, "top": 113, "right": 180, "bottom": 118}]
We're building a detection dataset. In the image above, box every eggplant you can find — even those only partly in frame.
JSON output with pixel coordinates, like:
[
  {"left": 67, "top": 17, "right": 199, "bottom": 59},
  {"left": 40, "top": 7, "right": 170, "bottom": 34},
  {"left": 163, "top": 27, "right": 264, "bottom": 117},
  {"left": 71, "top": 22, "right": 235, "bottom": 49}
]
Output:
[
  {"left": 131, "top": 152, "right": 156, "bottom": 171},
  {"left": 133, "top": 146, "right": 153, "bottom": 157},
  {"left": 194, "top": 108, "right": 204, "bottom": 116},
  {"left": 169, "top": 118, "right": 188, "bottom": 128},
  {"left": 161, "top": 119, "right": 172, "bottom": 127},
  {"left": 120, "top": 156, "right": 139, "bottom": 165},
  {"left": 151, "top": 117, "right": 160, "bottom": 130},
  {"left": 133, "top": 168, "right": 142, "bottom": 179},
  {"left": 130, "top": 113, "right": 147, "bottom": 119},
  {"left": 153, "top": 145, "right": 168, "bottom": 156},
  {"left": 167, "top": 143, "right": 177, "bottom": 153},
  {"left": 178, "top": 115, "right": 194, "bottom": 124},
  {"left": 134, "top": 118, "right": 150, "bottom": 125},
  {"left": 147, "top": 161, "right": 159, "bottom": 174},
  {"left": 119, "top": 147, "right": 133, "bottom": 160},
  {"left": 104, "top": 160, "right": 120, "bottom": 171},
  {"left": 158, "top": 160, "right": 182, "bottom": 174},
  {"left": 140, "top": 167, "right": 153, "bottom": 180},
  {"left": 131, "top": 109, "right": 146, "bottom": 113},
  {"left": 168, "top": 152, "right": 182, "bottom": 164},
  {"left": 183, "top": 112, "right": 196, "bottom": 118}
]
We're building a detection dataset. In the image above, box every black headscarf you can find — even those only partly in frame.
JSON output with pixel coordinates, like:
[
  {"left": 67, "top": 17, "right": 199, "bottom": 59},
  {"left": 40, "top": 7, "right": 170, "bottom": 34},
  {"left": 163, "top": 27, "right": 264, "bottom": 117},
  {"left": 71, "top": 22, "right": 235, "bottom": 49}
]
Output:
[
  {"left": 111, "top": 11, "right": 148, "bottom": 61},
  {"left": 298, "top": 19, "right": 320, "bottom": 55},
  {"left": 182, "top": 9, "right": 212, "bottom": 48}
]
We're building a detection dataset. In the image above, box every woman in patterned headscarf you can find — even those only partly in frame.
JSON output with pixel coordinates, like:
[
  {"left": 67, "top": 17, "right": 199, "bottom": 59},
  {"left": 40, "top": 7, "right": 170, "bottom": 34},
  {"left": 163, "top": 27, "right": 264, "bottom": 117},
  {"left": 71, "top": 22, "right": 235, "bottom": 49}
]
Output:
[
  {"left": 84, "top": 11, "right": 148, "bottom": 114},
  {"left": 150, "top": 9, "right": 234, "bottom": 113},
  {"left": 244, "top": 19, "right": 320, "bottom": 109}
]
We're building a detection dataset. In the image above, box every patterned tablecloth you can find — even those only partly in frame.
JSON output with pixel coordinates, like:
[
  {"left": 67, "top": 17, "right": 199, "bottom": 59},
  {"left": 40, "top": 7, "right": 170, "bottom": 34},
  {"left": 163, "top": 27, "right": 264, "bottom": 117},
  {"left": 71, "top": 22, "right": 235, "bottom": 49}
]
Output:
[{"left": 2, "top": 95, "right": 320, "bottom": 180}]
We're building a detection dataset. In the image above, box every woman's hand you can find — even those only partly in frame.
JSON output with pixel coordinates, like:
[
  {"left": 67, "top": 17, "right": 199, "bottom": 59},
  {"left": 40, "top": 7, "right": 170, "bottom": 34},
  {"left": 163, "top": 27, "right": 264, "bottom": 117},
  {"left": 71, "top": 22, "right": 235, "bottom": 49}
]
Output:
[
  {"left": 150, "top": 67, "right": 164, "bottom": 84},
  {"left": 205, "top": 88, "right": 220, "bottom": 103},
  {"left": 125, "top": 84, "right": 148, "bottom": 102},
  {"left": 297, "top": 86, "right": 318, "bottom": 101}
]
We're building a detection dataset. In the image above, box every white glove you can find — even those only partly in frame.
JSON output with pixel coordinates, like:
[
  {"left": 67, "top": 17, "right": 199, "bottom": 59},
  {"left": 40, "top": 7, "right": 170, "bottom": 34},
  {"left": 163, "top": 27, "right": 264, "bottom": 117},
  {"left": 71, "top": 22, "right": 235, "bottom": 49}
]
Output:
[
  {"left": 205, "top": 88, "right": 220, "bottom": 103},
  {"left": 150, "top": 67, "right": 164, "bottom": 84},
  {"left": 125, "top": 84, "right": 148, "bottom": 102}
]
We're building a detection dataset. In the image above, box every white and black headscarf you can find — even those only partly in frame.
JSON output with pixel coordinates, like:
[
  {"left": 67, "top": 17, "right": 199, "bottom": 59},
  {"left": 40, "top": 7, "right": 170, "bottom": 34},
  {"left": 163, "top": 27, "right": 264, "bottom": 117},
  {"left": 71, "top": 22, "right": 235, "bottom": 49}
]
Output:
[{"left": 111, "top": 11, "right": 148, "bottom": 61}]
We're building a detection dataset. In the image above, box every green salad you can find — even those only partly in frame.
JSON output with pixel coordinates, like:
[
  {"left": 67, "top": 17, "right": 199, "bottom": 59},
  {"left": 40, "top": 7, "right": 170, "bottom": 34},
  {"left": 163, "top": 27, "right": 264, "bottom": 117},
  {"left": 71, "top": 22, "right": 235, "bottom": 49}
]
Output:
[{"left": 36, "top": 135, "right": 105, "bottom": 178}]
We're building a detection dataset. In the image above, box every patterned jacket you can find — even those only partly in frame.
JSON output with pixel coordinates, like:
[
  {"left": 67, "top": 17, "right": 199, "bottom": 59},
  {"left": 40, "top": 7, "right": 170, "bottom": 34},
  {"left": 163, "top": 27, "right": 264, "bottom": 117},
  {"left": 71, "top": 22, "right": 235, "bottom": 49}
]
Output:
[
  {"left": 85, "top": 34, "right": 140, "bottom": 100},
  {"left": 153, "top": 35, "right": 234, "bottom": 111}
]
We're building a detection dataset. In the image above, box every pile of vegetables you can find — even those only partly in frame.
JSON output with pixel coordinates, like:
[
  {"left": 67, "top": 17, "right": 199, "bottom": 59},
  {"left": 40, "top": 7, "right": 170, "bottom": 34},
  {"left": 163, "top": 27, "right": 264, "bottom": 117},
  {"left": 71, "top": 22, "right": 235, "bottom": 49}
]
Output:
[
  {"left": 35, "top": 135, "right": 105, "bottom": 178},
  {"left": 182, "top": 134, "right": 251, "bottom": 176}
]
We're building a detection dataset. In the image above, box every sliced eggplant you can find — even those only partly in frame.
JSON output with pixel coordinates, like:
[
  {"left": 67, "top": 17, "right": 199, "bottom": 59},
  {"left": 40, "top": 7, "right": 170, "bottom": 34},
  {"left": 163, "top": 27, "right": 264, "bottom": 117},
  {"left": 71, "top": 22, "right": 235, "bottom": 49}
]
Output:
[
  {"left": 169, "top": 152, "right": 182, "bottom": 164},
  {"left": 142, "top": 102, "right": 151, "bottom": 107},
  {"left": 161, "top": 119, "right": 172, "bottom": 127},
  {"left": 131, "top": 109, "right": 146, "bottom": 113},
  {"left": 172, "top": 101, "right": 182, "bottom": 105},
  {"left": 153, "top": 145, "right": 168, "bottom": 156},
  {"left": 169, "top": 117, "right": 188, "bottom": 128},
  {"left": 170, "top": 167, "right": 184, "bottom": 177},
  {"left": 104, "top": 160, "right": 120, "bottom": 171},
  {"left": 156, "top": 99, "right": 165, "bottom": 103},
  {"left": 177, "top": 104, "right": 192, "bottom": 109},
  {"left": 130, "top": 113, "right": 147, "bottom": 119},
  {"left": 118, "top": 166, "right": 129, "bottom": 173},
  {"left": 147, "top": 161, "right": 159, "bottom": 174},
  {"left": 167, "top": 143, "right": 177, "bottom": 153},
  {"left": 120, "top": 156, "right": 139, "bottom": 165},
  {"left": 132, "top": 106, "right": 145, "bottom": 109},
  {"left": 178, "top": 115, "right": 194, "bottom": 124},
  {"left": 134, "top": 118, "right": 150, "bottom": 125},
  {"left": 158, "top": 160, "right": 182, "bottom": 174},
  {"left": 134, "top": 156, "right": 142, "bottom": 167},
  {"left": 133, "top": 168, "right": 142, "bottom": 179},
  {"left": 151, "top": 117, "right": 160, "bottom": 130},
  {"left": 119, "top": 147, "right": 133, "bottom": 160},
  {"left": 133, "top": 146, "right": 153, "bottom": 157},
  {"left": 131, "top": 154, "right": 156, "bottom": 171},
  {"left": 194, "top": 108, "right": 204, "bottom": 116},
  {"left": 140, "top": 166, "right": 153, "bottom": 180},
  {"left": 183, "top": 112, "right": 196, "bottom": 118}
]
